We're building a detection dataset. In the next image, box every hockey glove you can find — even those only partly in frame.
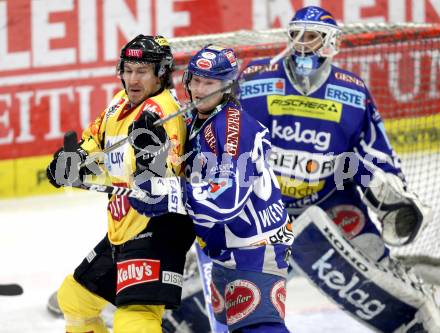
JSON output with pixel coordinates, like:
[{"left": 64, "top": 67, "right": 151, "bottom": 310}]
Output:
[
  {"left": 128, "top": 177, "right": 187, "bottom": 216},
  {"left": 363, "top": 171, "right": 432, "bottom": 246},
  {"left": 46, "top": 144, "right": 100, "bottom": 188},
  {"left": 128, "top": 111, "right": 170, "bottom": 178}
]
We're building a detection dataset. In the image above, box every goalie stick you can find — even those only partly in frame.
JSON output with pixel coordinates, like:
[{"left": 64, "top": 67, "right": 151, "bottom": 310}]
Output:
[{"left": 0, "top": 283, "right": 23, "bottom": 296}]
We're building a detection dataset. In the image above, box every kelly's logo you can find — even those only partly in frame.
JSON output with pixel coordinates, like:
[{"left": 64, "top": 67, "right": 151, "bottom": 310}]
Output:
[{"left": 116, "top": 259, "right": 160, "bottom": 294}]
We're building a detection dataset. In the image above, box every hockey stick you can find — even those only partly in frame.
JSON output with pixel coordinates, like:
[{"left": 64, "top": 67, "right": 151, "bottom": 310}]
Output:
[
  {"left": 77, "top": 89, "right": 230, "bottom": 169},
  {"left": 0, "top": 283, "right": 23, "bottom": 296},
  {"left": 194, "top": 244, "right": 228, "bottom": 333},
  {"left": 61, "top": 131, "right": 147, "bottom": 200},
  {"left": 62, "top": 134, "right": 296, "bottom": 244},
  {"left": 78, "top": 45, "right": 291, "bottom": 169},
  {"left": 153, "top": 45, "right": 291, "bottom": 127},
  {"left": 77, "top": 181, "right": 147, "bottom": 199},
  {"left": 64, "top": 131, "right": 295, "bottom": 242}
]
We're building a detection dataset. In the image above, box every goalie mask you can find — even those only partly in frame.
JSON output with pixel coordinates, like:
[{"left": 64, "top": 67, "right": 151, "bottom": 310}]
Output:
[
  {"left": 183, "top": 45, "right": 239, "bottom": 98},
  {"left": 288, "top": 6, "right": 341, "bottom": 77},
  {"left": 118, "top": 34, "right": 174, "bottom": 89}
]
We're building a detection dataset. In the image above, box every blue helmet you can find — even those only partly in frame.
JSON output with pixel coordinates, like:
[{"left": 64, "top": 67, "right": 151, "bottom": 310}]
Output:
[
  {"left": 186, "top": 45, "right": 239, "bottom": 82},
  {"left": 288, "top": 6, "right": 341, "bottom": 58},
  {"left": 290, "top": 6, "right": 338, "bottom": 27},
  {"left": 287, "top": 6, "right": 341, "bottom": 76}
]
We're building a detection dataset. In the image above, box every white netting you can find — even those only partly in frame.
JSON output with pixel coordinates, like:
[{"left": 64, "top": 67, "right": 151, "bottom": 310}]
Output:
[{"left": 170, "top": 23, "right": 440, "bottom": 261}]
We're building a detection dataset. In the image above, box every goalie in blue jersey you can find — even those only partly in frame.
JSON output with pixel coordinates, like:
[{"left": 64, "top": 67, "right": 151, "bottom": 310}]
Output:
[
  {"left": 238, "top": 5, "right": 440, "bottom": 333},
  {"left": 129, "top": 46, "right": 294, "bottom": 332}
]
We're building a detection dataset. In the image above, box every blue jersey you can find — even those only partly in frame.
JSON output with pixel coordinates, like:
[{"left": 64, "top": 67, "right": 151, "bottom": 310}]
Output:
[
  {"left": 183, "top": 100, "right": 291, "bottom": 276},
  {"left": 239, "top": 58, "right": 404, "bottom": 215}
]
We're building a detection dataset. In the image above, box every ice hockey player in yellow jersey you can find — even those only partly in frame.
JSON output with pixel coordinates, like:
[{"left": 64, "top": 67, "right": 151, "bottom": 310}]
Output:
[{"left": 46, "top": 35, "right": 195, "bottom": 333}]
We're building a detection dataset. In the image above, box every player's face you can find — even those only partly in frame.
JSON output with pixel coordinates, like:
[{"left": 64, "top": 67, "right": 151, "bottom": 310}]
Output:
[
  {"left": 189, "top": 75, "right": 224, "bottom": 118},
  {"left": 122, "top": 62, "right": 161, "bottom": 105},
  {"left": 290, "top": 30, "right": 323, "bottom": 54}
]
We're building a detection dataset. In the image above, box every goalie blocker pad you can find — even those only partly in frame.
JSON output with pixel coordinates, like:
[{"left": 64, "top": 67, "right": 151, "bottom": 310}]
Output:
[{"left": 290, "top": 206, "right": 440, "bottom": 333}]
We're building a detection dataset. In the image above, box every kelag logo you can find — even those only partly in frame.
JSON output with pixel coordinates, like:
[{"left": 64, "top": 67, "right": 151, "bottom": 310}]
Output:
[{"left": 240, "top": 78, "right": 285, "bottom": 99}]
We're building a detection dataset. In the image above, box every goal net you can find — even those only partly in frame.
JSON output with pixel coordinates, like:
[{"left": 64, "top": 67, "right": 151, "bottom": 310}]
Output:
[{"left": 169, "top": 23, "right": 440, "bottom": 262}]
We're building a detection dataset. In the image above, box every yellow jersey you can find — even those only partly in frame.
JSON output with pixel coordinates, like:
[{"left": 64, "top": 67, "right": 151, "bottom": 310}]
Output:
[{"left": 80, "top": 88, "right": 186, "bottom": 245}]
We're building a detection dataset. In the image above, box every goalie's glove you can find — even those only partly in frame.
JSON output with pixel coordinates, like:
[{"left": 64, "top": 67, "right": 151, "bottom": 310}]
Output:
[
  {"left": 128, "top": 111, "right": 170, "bottom": 178},
  {"left": 46, "top": 144, "right": 100, "bottom": 188},
  {"left": 129, "top": 177, "right": 187, "bottom": 217},
  {"left": 363, "top": 171, "right": 432, "bottom": 246}
]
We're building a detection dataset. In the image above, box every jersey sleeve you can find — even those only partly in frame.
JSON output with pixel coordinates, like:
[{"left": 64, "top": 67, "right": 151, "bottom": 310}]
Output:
[
  {"left": 352, "top": 89, "right": 406, "bottom": 190},
  {"left": 185, "top": 109, "right": 265, "bottom": 224},
  {"left": 80, "top": 110, "right": 107, "bottom": 153}
]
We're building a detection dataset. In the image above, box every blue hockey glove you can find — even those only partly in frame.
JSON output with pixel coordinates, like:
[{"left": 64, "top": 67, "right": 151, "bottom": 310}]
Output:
[{"left": 129, "top": 177, "right": 187, "bottom": 217}]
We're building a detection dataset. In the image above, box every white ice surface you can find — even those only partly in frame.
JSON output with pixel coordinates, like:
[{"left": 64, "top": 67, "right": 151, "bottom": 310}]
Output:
[{"left": 0, "top": 191, "right": 372, "bottom": 332}]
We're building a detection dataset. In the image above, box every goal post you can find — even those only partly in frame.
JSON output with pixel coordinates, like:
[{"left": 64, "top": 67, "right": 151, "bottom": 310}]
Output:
[{"left": 168, "top": 23, "right": 440, "bottom": 261}]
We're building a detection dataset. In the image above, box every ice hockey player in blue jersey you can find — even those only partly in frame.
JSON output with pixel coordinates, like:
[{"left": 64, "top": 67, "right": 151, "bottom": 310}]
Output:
[
  {"left": 239, "top": 5, "right": 440, "bottom": 333},
  {"left": 129, "top": 46, "right": 294, "bottom": 332}
]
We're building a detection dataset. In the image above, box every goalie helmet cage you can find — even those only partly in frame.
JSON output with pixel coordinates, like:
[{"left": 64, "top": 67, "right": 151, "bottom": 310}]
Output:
[{"left": 169, "top": 23, "right": 440, "bottom": 262}]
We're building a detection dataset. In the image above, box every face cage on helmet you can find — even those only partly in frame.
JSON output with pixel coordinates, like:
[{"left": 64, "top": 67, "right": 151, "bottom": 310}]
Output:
[{"left": 287, "top": 22, "right": 341, "bottom": 58}]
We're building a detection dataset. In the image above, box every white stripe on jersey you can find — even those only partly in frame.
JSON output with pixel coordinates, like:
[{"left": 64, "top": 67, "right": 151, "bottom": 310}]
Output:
[
  {"left": 359, "top": 123, "right": 394, "bottom": 165},
  {"left": 190, "top": 184, "right": 253, "bottom": 223}
]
